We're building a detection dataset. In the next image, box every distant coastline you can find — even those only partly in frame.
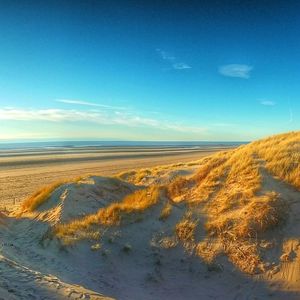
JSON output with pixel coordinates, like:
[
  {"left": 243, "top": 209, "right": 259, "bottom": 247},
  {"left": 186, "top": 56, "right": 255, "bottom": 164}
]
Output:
[{"left": 0, "top": 140, "right": 247, "bottom": 150}]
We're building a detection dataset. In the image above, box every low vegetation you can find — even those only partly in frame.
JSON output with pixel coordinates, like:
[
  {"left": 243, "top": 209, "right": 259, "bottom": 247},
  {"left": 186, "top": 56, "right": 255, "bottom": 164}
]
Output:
[
  {"left": 251, "top": 131, "right": 300, "bottom": 189},
  {"left": 175, "top": 214, "right": 198, "bottom": 253},
  {"left": 22, "top": 131, "right": 300, "bottom": 274},
  {"left": 21, "top": 176, "right": 83, "bottom": 212},
  {"left": 159, "top": 202, "right": 172, "bottom": 221},
  {"left": 53, "top": 186, "right": 163, "bottom": 242}
]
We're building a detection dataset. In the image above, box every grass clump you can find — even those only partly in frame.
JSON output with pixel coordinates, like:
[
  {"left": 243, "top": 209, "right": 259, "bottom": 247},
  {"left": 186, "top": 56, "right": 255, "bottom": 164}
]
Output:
[
  {"left": 176, "top": 218, "right": 197, "bottom": 243},
  {"left": 54, "top": 185, "right": 163, "bottom": 242},
  {"left": 167, "top": 177, "right": 191, "bottom": 199},
  {"left": 117, "top": 168, "right": 152, "bottom": 184},
  {"left": 159, "top": 202, "right": 172, "bottom": 221},
  {"left": 175, "top": 214, "right": 198, "bottom": 253},
  {"left": 96, "top": 185, "right": 162, "bottom": 225},
  {"left": 21, "top": 176, "right": 83, "bottom": 212}
]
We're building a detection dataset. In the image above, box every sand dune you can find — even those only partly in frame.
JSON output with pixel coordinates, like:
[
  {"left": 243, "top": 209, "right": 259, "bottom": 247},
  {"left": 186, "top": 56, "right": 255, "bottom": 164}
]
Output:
[
  {"left": 1, "top": 132, "right": 300, "bottom": 299},
  {"left": 0, "top": 146, "right": 226, "bottom": 210}
]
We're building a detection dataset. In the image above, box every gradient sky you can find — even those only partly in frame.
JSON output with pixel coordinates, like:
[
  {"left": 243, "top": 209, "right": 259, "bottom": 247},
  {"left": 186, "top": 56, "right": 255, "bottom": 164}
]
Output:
[{"left": 0, "top": 0, "right": 299, "bottom": 141}]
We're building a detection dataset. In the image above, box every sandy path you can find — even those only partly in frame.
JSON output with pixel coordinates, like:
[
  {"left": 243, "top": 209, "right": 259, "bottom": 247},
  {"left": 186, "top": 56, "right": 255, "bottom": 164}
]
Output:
[
  {"left": 0, "top": 214, "right": 114, "bottom": 300},
  {"left": 0, "top": 254, "right": 112, "bottom": 300},
  {"left": 0, "top": 147, "right": 227, "bottom": 208}
]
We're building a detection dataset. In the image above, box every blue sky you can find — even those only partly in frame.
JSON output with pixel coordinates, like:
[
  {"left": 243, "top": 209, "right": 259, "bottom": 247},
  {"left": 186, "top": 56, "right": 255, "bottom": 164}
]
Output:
[{"left": 0, "top": 0, "right": 299, "bottom": 141}]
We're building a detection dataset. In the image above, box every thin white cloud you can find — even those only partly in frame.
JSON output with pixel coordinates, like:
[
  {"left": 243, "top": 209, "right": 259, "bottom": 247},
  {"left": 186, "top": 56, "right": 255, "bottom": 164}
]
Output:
[
  {"left": 261, "top": 100, "right": 275, "bottom": 106},
  {"left": 156, "top": 48, "right": 175, "bottom": 61},
  {"left": 0, "top": 107, "right": 205, "bottom": 133},
  {"left": 172, "top": 63, "right": 192, "bottom": 70},
  {"left": 156, "top": 48, "right": 191, "bottom": 70},
  {"left": 219, "top": 64, "right": 253, "bottom": 79},
  {"left": 56, "top": 99, "right": 125, "bottom": 110}
]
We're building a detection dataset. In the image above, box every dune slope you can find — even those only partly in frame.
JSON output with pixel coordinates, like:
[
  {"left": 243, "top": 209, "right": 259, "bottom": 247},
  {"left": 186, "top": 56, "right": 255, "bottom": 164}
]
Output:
[{"left": 1, "top": 131, "right": 300, "bottom": 299}]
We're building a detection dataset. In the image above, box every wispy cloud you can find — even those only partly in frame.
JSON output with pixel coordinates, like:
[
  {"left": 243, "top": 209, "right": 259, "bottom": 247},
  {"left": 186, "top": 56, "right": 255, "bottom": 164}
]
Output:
[
  {"left": 172, "top": 63, "right": 191, "bottom": 70},
  {"left": 260, "top": 100, "right": 275, "bottom": 106},
  {"left": 219, "top": 64, "right": 253, "bottom": 79},
  {"left": 0, "top": 107, "right": 205, "bottom": 133},
  {"left": 56, "top": 99, "right": 125, "bottom": 110},
  {"left": 156, "top": 49, "right": 176, "bottom": 61},
  {"left": 156, "top": 48, "right": 191, "bottom": 70}
]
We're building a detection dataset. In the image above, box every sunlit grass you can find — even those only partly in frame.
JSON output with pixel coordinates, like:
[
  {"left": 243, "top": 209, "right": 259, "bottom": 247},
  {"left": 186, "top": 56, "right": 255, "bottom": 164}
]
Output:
[
  {"left": 21, "top": 176, "right": 84, "bottom": 212},
  {"left": 54, "top": 185, "right": 163, "bottom": 241},
  {"left": 22, "top": 131, "right": 299, "bottom": 275},
  {"left": 251, "top": 131, "right": 300, "bottom": 189}
]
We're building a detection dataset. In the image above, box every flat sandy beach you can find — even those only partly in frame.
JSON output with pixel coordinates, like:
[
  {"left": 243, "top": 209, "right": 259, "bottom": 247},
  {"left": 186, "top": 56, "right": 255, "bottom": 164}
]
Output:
[{"left": 0, "top": 145, "right": 233, "bottom": 209}]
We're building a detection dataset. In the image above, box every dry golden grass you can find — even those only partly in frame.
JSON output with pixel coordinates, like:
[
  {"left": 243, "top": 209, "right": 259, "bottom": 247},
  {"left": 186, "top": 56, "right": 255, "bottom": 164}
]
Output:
[
  {"left": 191, "top": 149, "right": 276, "bottom": 272},
  {"left": 206, "top": 192, "right": 285, "bottom": 238},
  {"left": 164, "top": 132, "right": 298, "bottom": 273},
  {"left": 166, "top": 152, "right": 230, "bottom": 203},
  {"left": 251, "top": 131, "right": 300, "bottom": 189},
  {"left": 196, "top": 240, "right": 223, "bottom": 264},
  {"left": 21, "top": 176, "right": 84, "bottom": 212},
  {"left": 175, "top": 213, "right": 198, "bottom": 253},
  {"left": 159, "top": 236, "right": 178, "bottom": 249},
  {"left": 167, "top": 177, "right": 191, "bottom": 199},
  {"left": 224, "top": 240, "right": 261, "bottom": 274},
  {"left": 117, "top": 169, "right": 152, "bottom": 184},
  {"left": 23, "top": 131, "right": 299, "bottom": 275},
  {"left": 176, "top": 218, "right": 197, "bottom": 243},
  {"left": 117, "top": 167, "right": 166, "bottom": 185},
  {"left": 98, "top": 185, "right": 162, "bottom": 225},
  {"left": 54, "top": 185, "right": 163, "bottom": 241},
  {"left": 159, "top": 202, "right": 172, "bottom": 221},
  {"left": 117, "top": 160, "right": 202, "bottom": 186}
]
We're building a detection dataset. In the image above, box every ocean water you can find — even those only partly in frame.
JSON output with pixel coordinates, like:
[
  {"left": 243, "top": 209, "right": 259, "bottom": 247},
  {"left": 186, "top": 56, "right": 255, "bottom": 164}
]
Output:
[{"left": 0, "top": 140, "right": 247, "bottom": 150}]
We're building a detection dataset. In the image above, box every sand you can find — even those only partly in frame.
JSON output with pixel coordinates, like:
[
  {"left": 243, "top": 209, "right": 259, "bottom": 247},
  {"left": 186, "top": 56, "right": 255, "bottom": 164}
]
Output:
[
  {"left": 1, "top": 161, "right": 299, "bottom": 299},
  {"left": 1, "top": 139, "right": 300, "bottom": 299},
  {"left": 0, "top": 146, "right": 228, "bottom": 299},
  {"left": 0, "top": 146, "right": 228, "bottom": 209}
]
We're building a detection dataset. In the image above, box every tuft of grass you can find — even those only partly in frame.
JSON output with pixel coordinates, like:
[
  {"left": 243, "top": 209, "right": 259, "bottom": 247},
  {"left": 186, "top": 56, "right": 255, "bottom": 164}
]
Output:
[
  {"left": 54, "top": 185, "right": 163, "bottom": 241},
  {"left": 117, "top": 168, "right": 152, "bottom": 184},
  {"left": 196, "top": 240, "right": 223, "bottom": 264},
  {"left": 159, "top": 236, "right": 178, "bottom": 249},
  {"left": 176, "top": 218, "right": 197, "bottom": 243},
  {"left": 167, "top": 177, "right": 190, "bottom": 200},
  {"left": 175, "top": 214, "right": 198, "bottom": 253},
  {"left": 21, "top": 176, "right": 83, "bottom": 213},
  {"left": 159, "top": 202, "right": 172, "bottom": 221},
  {"left": 96, "top": 185, "right": 162, "bottom": 225}
]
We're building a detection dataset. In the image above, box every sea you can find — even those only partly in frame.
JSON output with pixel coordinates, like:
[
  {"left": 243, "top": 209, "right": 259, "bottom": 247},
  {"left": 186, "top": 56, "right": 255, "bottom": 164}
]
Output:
[{"left": 0, "top": 140, "right": 247, "bottom": 151}]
